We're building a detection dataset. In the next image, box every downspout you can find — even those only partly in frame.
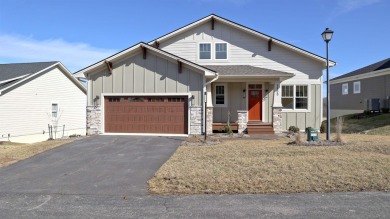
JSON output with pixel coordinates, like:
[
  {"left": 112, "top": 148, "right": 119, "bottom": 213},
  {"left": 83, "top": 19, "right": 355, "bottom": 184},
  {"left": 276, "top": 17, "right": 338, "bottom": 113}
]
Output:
[{"left": 203, "top": 72, "right": 219, "bottom": 140}]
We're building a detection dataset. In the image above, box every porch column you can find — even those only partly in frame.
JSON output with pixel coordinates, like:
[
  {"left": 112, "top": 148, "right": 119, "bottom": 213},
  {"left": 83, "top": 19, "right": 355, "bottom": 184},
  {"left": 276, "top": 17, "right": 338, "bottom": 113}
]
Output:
[
  {"left": 206, "top": 83, "right": 213, "bottom": 134},
  {"left": 272, "top": 81, "right": 283, "bottom": 133}
]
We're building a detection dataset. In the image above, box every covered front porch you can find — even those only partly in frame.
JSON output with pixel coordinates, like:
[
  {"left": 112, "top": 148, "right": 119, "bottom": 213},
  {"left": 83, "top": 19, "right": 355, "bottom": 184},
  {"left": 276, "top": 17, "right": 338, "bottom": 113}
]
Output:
[{"left": 203, "top": 65, "right": 294, "bottom": 134}]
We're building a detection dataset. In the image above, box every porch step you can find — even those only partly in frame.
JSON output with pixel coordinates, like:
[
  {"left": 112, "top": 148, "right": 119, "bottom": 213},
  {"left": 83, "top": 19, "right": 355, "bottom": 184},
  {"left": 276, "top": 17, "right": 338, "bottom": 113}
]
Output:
[{"left": 247, "top": 122, "right": 274, "bottom": 135}]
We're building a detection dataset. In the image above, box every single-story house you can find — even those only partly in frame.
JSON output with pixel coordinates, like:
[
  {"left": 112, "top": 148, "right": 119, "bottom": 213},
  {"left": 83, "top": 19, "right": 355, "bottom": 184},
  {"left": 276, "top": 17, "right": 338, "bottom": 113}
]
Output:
[
  {"left": 330, "top": 58, "right": 390, "bottom": 118},
  {"left": 74, "top": 14, "right": 335, "bottom": 136},
  {"left": 0, "top": 62, "right": 87, "bottom": 143}
]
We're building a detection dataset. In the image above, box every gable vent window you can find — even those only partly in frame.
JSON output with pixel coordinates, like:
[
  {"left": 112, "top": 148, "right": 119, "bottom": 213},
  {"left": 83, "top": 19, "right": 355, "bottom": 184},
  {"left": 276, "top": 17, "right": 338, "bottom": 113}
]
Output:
[
  {"left": 52, "top": 103, "right": 58, "bottom": 118},
  {"left": 215, "top": 43, "right": 227, "bottom": 59},
  {"left": 199, "top": 43, "right": 211, "bottom": 59}
]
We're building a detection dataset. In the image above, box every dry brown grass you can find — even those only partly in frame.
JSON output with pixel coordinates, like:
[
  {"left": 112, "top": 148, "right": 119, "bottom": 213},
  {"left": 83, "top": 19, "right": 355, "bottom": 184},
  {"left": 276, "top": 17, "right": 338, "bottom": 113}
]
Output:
[
  {"left": 0, "top": 140, "right": 72, "bottom": 168},
  {"left": 148, "top": 134, "right": 390, "bottom": 194}
]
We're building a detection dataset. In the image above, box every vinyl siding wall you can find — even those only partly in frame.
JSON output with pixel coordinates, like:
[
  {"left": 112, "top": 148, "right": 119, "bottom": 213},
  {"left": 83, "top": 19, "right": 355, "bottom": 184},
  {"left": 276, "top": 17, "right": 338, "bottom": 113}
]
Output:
[
  {"left": 281, "top": 84, "right": 322, "bottom": 130},
  {"left": 0, "top": 67, "right": 86, "bottom": 142},
  {"left": 330, "top": 74, "right": 390, "bottom": 110},
  {"left": 88, "top": 52, "right": 204, "bottom": 106},
  {"left": 159, "top": 20, "right": 324, "bottom": 84}
]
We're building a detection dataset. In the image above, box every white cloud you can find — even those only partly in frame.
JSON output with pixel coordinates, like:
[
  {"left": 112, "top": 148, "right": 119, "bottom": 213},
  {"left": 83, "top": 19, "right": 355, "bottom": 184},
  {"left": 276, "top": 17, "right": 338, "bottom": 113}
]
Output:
[
  {"left": 331, "top": 0, "right": 381, "bottom": 17},
  {"left": 0, "top": 34, "right": 116, "bottom": 72}
]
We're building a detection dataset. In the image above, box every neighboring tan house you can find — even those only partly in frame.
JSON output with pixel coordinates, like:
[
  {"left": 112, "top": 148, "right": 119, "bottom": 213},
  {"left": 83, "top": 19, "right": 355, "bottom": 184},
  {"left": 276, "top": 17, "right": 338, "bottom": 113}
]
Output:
[
  {"left": 330, "top": 58, "right": 390, "bottom": 118},
  {"left": 0, "top": 62, "right": 87, "bottom": 143},
  {"left": 74, "top": 14, "right": 335, "bottom": 136}
]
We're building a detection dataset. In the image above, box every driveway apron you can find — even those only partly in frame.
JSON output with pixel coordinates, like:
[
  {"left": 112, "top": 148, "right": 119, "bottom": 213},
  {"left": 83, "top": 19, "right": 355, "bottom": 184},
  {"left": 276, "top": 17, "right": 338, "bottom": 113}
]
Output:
[{"left": 0, "top": 136, "right": 182, "bottom": 196}]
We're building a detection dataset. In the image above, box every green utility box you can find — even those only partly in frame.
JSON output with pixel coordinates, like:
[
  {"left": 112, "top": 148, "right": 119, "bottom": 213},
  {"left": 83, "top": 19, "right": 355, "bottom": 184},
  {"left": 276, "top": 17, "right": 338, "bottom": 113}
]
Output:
[{"left": 306, "top": 127, "right": 319, "bottom": 141}]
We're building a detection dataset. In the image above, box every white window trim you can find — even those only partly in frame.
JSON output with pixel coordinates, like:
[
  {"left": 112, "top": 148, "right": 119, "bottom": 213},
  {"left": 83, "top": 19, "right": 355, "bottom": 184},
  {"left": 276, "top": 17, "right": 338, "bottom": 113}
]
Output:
[
  {"left": 198, "top": 42, "right": 212, "bottom": 60},
  {"left": 51, "top": 102, "right": 59, "bottom": 118},
  {"left": 353, "top": 81, "right": 361, "bottom": 94},
  {"left": 213, "top": 83, "right": 228, "bottom": 108},
  {"left": 342, "top": 83, "right": 348, "bottom": 95},
  {"left": 214, "top": 42, "right": 228, "bottom": 60},
  {"left": 281, "top": 84, "right": 311, "bottom": 112}
]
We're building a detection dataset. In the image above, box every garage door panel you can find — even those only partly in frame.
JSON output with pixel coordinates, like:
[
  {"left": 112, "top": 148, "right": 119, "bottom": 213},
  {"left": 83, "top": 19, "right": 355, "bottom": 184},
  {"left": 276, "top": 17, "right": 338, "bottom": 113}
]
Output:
[{"left": 105, "top": 96, "right": 188, "bottom": 134}]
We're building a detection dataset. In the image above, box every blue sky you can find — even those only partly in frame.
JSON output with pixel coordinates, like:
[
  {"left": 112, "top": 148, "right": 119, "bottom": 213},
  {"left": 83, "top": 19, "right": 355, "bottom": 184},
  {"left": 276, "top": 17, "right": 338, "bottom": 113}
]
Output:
[{"left": 0, "top": 0, "right": 389, "bottom": 80}]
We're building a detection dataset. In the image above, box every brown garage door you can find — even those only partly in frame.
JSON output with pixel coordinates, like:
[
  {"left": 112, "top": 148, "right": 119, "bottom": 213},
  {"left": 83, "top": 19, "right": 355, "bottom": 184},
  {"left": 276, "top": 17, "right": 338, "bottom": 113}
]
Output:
[{"left": 104, "top": 96, "right": 188, "bottom": 134}]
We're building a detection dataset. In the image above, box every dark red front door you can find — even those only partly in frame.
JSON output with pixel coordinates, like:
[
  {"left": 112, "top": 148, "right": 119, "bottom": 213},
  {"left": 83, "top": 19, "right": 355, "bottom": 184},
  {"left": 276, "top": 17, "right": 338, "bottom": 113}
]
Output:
[{"left": 248, "top": 90, "right": 262, "bottom": 121}]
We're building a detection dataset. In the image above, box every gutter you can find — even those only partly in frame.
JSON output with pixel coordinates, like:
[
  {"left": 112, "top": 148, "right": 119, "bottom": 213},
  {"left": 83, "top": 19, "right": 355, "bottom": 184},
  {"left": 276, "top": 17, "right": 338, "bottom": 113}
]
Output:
[{"left": 203, "top": 72, "right": 219, "bottom": 140}]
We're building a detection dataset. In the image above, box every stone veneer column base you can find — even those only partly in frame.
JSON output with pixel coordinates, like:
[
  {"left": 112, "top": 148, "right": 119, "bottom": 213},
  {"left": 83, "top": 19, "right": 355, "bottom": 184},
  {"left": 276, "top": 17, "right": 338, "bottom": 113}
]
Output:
[
  {"left": 190, "top": 106, "right": 202, "bottom": 135},
  {"left": 87, "top": 106, "right": 102, "bottom": 135},
  {"left": 206, "top": 107, "right": 213, "bottom": 134},
  {"left": 237, "top": 110, "right": 248, "bottom": 134},
  {"left": 272, "top": 107, "right": 283, "bottom": 133}
]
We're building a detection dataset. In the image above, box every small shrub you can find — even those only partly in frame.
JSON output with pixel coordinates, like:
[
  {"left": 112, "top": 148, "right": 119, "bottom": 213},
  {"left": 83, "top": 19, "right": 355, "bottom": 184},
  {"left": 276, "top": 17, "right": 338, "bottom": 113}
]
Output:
[
  {"left": 288, "top": 126, "right": 300, "bottom": 133},
  {"left": 295, "top": 132, "right": 304, "bottom": 143},
  {"left": 363, "top": 110, "right": 370, "bottom": 115},
  {"left": 381, "top": 108, "right": 389, "bottom": 113},
  {"left": 320, "top": 120, "right": 326, "bottom": 133}
]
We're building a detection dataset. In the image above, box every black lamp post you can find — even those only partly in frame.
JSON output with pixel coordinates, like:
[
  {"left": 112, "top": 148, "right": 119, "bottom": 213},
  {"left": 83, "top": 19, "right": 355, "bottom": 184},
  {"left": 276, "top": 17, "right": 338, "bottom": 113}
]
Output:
[{"left": 322, "top": 28, "right": 334, "bottom": 141}]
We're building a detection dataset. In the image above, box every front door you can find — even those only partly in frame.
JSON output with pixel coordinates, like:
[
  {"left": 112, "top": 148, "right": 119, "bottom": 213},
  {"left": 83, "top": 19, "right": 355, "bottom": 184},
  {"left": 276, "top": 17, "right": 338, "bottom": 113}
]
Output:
[{"left": 248, "top": 90, "right": 262, "bottom": 121}]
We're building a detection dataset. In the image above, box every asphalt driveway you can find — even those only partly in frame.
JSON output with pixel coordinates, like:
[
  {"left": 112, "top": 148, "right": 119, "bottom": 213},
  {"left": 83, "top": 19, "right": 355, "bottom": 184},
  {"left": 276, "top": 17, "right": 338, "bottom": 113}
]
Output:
[{"left": 0, "top": 135, "right": 183, "bottom": 196}]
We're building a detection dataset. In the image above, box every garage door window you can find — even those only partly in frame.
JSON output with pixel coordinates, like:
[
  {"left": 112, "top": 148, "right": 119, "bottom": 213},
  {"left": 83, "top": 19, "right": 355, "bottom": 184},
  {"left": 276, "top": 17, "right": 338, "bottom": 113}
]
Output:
[
  {"left": 108, "top": 98, "right": 120, "bottom": 102},
  {"left": 128, "top": 97, "right": 144, "bottom": 102},
  {"left": 148, "top": 97, "right": 164, "bottom": 102}
]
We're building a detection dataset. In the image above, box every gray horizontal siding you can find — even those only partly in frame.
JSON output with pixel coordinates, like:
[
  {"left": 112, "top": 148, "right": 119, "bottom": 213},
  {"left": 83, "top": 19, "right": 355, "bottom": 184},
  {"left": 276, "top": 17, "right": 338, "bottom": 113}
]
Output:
[
  {"left": 88, "top": 52, "right": 204, "bottom": 106},
  {"left": 330, "top": 74, "right": 390, "bottom": 110}
]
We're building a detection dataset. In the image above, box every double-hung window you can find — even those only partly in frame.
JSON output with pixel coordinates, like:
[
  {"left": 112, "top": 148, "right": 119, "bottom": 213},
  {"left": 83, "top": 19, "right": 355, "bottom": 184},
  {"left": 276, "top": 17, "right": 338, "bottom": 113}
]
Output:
[
  {"left": 281, "top": 85, "right": 309, "bottom": 110},
  {"left": 342, "top": 83, "right": 348, "bottom": 95},
  {"left": 199, "top": 43, "right": 211, "bottom": 59},
  {"left": 214, "top": 83, "right": 227, "bottom": 107},
  {"left": 353, "top": 81, "right": 361, "bottom": 94},
  {"left": 52, "top": 103, "right": 58, "bottom": 118},
  {"left": 215, "top": 43, "right": 227, "bottom": 59}
]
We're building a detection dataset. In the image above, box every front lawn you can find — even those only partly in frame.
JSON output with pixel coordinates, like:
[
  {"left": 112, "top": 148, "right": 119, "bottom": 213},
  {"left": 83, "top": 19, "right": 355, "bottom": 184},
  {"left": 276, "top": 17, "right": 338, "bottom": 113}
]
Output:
[
  {"left": 148, "top": 134, "right": 390, "bottom": 194},
  {"left": 0, "top": 140, "right": 72, "bottom": 168}
]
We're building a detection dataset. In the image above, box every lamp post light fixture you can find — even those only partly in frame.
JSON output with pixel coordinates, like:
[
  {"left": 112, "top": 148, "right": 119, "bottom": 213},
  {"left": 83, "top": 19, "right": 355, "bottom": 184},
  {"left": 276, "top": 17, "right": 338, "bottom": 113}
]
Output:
[{"left": 322, "top": 28, "right": 334, "bottom": 141}]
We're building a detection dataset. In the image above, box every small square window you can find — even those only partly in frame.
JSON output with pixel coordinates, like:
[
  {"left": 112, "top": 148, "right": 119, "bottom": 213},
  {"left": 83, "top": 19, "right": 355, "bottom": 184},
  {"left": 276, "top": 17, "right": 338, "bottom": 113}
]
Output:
[
  {"left": 353, "top": 81, "right": 360, "bottom": 94},
  {"left": 199, "top": 43, "right": 211, "bottom": 59},
  {"left": 215, "top": 43, "right": 227, "bottom": 59},
  {"left": 342, "top": 83, "right": 348, "bottom": 95}
]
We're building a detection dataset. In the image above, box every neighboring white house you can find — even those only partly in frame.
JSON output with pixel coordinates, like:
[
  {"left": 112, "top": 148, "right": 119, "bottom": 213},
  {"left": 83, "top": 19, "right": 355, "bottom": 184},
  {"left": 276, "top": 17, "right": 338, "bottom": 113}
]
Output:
[
  {"left": 0, "top": 62, "right": 87, "bottom": 143},
  {"left": 74, "top": 14, "right": 336, "bottom": 136}
]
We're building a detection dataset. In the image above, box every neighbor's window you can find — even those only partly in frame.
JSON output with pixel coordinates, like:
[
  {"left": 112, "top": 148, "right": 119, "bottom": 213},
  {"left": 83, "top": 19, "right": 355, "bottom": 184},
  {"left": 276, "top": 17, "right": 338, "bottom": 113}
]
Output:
[
  {"left": 342, "top": 83, "right": 348, "bottom": 95},
  {"left": 353, "top": 81, "right": 361, "bottom": 94},
  {"left": 215, "top": 43, "right": 227, "bottom": 59},
  {"left": 199, "top": 43, "right": 211, "bottom": 59},
  {"left": 52, "top": 103, "right": 58, "bottom": 118},
  {"left": 214, "top": 83, "right": 227, "bottom": 107},
  {"left": 282, "top": 85, "right": 308, "bottom": 110}
]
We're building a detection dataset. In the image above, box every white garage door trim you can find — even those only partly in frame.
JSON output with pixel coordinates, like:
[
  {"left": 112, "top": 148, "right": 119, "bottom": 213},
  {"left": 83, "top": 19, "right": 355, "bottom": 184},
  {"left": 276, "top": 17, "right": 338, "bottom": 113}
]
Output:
[{"left": 101, "top": 93, "right": 192, "bottom": 136}]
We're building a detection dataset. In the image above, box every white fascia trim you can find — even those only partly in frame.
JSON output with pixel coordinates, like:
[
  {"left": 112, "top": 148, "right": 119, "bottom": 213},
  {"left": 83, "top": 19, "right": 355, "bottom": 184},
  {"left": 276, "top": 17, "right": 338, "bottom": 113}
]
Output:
[
  {"left": 330, "top": 68, "right": 390, "bottom": 85},
  {"left": 57, "top": 62, "right": 87, "bottom": 94},
  {"left": 0, "top": 74, "right": 30, "bottom": 84},
  {"left": 218, "top": 74, "right": 295, "bottom": 78},
  {"left": 0, "top": 62, "right": 59, "bottom": 95}
]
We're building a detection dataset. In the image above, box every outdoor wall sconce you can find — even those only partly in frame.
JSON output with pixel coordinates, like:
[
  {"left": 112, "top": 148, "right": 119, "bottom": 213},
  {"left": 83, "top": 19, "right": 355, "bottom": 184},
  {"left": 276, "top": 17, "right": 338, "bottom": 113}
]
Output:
[
  {"left": 242, "top": 89, "right": 246, "bottom": 98},
  {"left": 265, "top": 89, "right": 269, "bottom": 93}
]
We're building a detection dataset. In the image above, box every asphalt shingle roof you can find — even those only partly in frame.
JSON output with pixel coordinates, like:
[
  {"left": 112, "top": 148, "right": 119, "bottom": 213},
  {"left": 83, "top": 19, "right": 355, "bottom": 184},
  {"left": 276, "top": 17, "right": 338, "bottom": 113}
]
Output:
[
  {"left": 0, "top": 62, "right": 57, "bottom": 82},
  {"left": 203, "top": 65, "right": 294, "bottom": 77},
  {"left": 331, "top": 58, "right": 390, "bottom": 81}
]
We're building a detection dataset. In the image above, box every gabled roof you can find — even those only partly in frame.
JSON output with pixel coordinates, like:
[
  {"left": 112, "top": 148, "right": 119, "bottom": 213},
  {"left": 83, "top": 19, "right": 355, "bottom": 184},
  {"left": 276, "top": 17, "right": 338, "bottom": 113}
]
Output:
[
  {"left": 73, "top": 42, "right": 217, "bottom": 77},
  {"left": 204, "top": 65, "right": 294, "bottom": 77},
  {"left": 148, "top": 14, "right": 336, "bottom": 67},
  {"left": 0, "top": 62, "right": 86, "bottom": 95},
  {"left": 0, "top": 61, "right": 57, "bottom": 82},
  {"left": 331, "top": 58, "right": 390, "bottom": 81}
]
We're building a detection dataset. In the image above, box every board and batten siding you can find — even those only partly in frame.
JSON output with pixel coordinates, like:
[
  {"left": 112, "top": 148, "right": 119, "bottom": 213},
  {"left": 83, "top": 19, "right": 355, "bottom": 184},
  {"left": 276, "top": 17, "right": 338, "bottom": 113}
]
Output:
[
  {"left": 88, "top": 52, "right": 203, "bottom": 106},
  {"left": 281, "top": 84, "right": 322, "bottom": 130},
  {"left": 159, "top": 21, "right": 324, "bottom": 84},
  {"left": 0, "top": 67, "right": 86, "bottom": 142}
]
